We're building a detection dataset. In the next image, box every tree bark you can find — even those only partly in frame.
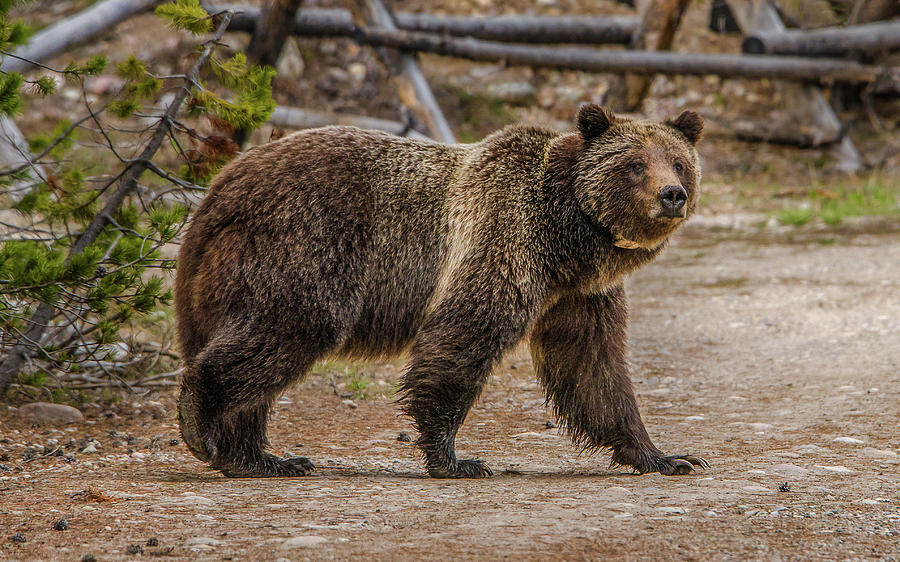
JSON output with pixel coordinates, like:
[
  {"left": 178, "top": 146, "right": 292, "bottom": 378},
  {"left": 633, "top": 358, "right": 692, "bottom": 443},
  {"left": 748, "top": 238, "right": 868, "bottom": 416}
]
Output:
[
  {"left": 743, "top": 21, "right": 900, "bottom": 57},
  {"left": 605, "top": 0, "right": 691, "bottom": 112},
  {"left": 233, "top": 0, "right": 303, "bottom": 146},
  {"left": 210, "top": 3, "right": 638, "bottom": 44}
]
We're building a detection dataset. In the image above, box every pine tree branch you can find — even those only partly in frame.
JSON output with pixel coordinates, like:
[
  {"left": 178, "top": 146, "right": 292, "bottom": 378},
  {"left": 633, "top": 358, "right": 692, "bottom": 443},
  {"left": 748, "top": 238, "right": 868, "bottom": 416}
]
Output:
[{"left": 0, "top": 12, "right": 235, "bottom": 395}]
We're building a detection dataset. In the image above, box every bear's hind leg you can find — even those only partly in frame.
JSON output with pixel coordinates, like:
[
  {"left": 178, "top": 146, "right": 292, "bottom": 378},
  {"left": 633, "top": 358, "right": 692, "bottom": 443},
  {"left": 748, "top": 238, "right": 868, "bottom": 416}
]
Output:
[{"left": 181, "top": 328, "right": 325, "bottom": 477}]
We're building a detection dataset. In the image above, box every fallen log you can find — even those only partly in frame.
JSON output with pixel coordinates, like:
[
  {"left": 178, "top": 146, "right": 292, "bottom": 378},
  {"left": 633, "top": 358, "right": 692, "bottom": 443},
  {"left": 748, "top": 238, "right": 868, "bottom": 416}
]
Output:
[
  {"left": 352, "top": 28, "right": 890, "bottom": 84},
  {"left": 208, "top": 4, "right": 894, "bottom": 84},
  {"left": 2, "top": 0, "right": 163, "bottom": 74},
  {"left": 208, "top": 3, "right": 638, "bottom": 44},
  {"left": 268, "top": 106, "right": 431, "bottom": 140},
  {"left": 743, "top": 21, "right": 900, "bottom": 57}
]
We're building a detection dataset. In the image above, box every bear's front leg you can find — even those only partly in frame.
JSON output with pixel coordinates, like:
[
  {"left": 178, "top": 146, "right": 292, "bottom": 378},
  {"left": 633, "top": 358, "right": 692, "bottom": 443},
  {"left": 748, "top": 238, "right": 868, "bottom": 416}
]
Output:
[
  {"left": 530, "top": 285, "right": 709, "bottom": 475},
  {"left": 401, "top": 290, "right": 530, "bottom": 478}
]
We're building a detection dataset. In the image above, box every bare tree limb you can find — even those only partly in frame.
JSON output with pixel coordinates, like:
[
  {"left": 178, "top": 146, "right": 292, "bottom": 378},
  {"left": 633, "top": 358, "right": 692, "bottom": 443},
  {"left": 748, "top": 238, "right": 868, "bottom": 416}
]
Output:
[
  {"left": 356, "top": 0, "right": 455, "bottom": 143},
  {"left": 268, "top": 105, "right": 431, "bottom": 140},
  {"left": 211, "top": 3, "right": 638, "bottom": 44},
  {"left": 1, "top": 0, "right": 164, "bottom": 75}
]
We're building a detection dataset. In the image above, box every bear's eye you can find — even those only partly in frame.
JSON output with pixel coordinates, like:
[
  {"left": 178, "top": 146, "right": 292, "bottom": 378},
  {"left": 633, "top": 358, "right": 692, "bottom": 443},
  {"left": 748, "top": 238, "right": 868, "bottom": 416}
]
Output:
[
  {"left": 629, "top": 162, "right": 646, "bottom": 174},
  {"left": 673, "top": 161, "right": 684, "bottom": 173}
]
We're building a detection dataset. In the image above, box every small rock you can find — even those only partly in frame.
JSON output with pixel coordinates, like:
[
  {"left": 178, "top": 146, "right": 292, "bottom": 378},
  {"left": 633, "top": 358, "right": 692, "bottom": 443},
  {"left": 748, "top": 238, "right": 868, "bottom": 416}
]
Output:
[
  {"left": 684, "top": 415, "right": 706, "bottom": 421},
  {"left": 396, "top": 432, "right": 411, "bottom": 442},
  {"left": 772, "top": 463, "right": 809, "bottom": 476},
  {"left": 832, "top": 437, "right": 865, "bottom": 445},
  {"left": 17, "top": 403, "right": 83, "bottom": 426},
  {"left": 168, "top": 439, "right": 179, "bottom": 446},
  {"left": 341, "top": 399, "right": 358, "bottom": 409},
  {"left": 10, "top": 532, "right": 26, "bottom": 543},
  {"left": 185, "top": 537, "right": 221, "bottom": 547},
  {"left": 544, "top": 420, "right": 556, "bottom": 429},
  {"left": 53, "top": 518, "right": 69, "bottom": 531},
  {"left": 658, "top": 506, "right": 686, "bottom": 515},
  {"left": 860, "top": 448, "right": 899, "bottom": 460},
  {"left": 82, "top": 555, "right": 97, "bottom": 562},
  {"left": 81, "top": 443, "right": 98, "bottom": 454},
  {"left": 815, "top": 465, "right": 853, "bottom": 473},
  {"left": 146, "top": 537, "right": 159, "bottom": 547},
  {"left": 126, "top": 544, "right": 144, "bottom": 555},
  {"left": 859, "top": 499, "right": 880, "bottom": 506},
  {"left": 280, "top": 535, "right": 328, "bottom": 548},
  {"left": 778, "top": 482, "right": 791, "bottom": 492},
  {"left": 195, "top": 514, "right": 215, "bottom": 521},
  {"left": 703, "top": 510, "right": 719, "bottom": 517},
  {"left": 606, "top": 502, "right": 639, "bottom": 512}
]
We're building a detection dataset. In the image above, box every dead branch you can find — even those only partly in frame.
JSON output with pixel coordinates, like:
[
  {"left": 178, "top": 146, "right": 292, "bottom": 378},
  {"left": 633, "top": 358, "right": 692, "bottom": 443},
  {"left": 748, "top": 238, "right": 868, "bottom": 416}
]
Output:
[
  {"left": 211, "top": 3, "right": 638, "bottom": 44},
  {"left": 2, "top": 0, "right": 164, "bottom": 75},
  {"left": 743, "top": 21, "right": 900, "bottom": 57},
  {"left": 269, "top": 106, "right": 431, "bottom": 140}
]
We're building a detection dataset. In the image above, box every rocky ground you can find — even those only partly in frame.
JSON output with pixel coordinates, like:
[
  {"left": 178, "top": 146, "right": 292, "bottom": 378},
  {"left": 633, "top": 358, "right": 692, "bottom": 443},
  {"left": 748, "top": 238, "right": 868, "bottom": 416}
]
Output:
[{"left": 2, "top": 221, "right": 899, "bottom": 561}]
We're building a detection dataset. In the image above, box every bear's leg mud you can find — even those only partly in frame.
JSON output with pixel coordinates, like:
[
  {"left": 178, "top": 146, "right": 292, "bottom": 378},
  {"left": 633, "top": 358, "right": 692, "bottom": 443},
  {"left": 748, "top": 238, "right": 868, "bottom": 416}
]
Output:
[
  {"left": 531, "top": 286, "right": 709, "bottom": 476},
  {"left": 401, "top": 292, "right": 529, "bottom": 479},
  {"left": 183, "top": 328, "right": 325, "bottom": 478}
]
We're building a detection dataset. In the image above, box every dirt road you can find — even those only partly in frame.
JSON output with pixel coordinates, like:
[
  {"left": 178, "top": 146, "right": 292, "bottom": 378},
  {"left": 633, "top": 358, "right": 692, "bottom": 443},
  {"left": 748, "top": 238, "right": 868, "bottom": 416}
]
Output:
[{"left": 2, "top": 222, "right": 899, "bottom": 560}]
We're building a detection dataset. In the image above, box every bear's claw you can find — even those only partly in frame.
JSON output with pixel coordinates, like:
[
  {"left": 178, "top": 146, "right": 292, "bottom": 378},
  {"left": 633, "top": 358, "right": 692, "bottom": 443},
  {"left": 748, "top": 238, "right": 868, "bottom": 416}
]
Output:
[
  {"left": 220, "top": 454, "right": 315, "bottom": 478},
  {"left": 658, "top": 455, "right": 710, "bottom": 475},
  {"left": 428, "top": 459, "right": 493, "bottom": 479}
]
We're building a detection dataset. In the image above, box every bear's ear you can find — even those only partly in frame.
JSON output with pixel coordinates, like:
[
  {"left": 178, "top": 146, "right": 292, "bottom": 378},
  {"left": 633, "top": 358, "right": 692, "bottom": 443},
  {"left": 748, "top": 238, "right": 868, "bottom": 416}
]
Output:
[
  {"left": 577, "top": 104, "right": 616, "bottom": 141},
  {"left": 667, "top": 110, "right": 704, "bottom": 145}
]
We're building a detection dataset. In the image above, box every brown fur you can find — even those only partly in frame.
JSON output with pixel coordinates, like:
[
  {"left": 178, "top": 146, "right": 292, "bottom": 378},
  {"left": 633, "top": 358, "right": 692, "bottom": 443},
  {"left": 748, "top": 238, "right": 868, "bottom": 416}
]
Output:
[{"left": 175, "top": 104, "right": 708, "bottom": 478}]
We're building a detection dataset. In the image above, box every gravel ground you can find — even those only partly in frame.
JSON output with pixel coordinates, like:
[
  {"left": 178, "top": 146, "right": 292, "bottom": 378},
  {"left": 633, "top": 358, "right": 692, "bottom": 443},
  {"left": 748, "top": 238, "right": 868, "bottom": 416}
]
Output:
[{"left": 2, "top": 222, "right": 899, "bottom": 561}]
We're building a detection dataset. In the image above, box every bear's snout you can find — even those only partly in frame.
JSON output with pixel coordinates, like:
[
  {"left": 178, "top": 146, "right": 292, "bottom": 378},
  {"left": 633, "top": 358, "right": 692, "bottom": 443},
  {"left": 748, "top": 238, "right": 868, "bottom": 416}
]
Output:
[{"left": 657, "top": 185, "right": 687, "bottom": 218}]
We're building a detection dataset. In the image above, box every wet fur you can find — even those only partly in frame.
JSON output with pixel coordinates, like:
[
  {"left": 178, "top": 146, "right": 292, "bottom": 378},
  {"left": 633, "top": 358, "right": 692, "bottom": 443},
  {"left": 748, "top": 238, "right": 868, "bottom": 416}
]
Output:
[{"left": 175, "top": 105, "right": 706, "bottom": 477}]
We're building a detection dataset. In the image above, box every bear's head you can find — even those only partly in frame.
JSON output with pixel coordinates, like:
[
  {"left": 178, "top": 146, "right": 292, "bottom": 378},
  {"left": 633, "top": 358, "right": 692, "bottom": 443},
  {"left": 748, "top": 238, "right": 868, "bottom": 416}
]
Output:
[{"left": 571, "top": 104, "right": 703, "bottom": 250}]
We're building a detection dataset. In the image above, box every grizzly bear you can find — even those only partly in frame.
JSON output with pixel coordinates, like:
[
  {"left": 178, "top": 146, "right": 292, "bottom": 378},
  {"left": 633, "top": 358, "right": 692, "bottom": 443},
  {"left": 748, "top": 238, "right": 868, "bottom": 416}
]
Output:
[{"left": 175, "top": 104, "right": 708, "bottom": 478}]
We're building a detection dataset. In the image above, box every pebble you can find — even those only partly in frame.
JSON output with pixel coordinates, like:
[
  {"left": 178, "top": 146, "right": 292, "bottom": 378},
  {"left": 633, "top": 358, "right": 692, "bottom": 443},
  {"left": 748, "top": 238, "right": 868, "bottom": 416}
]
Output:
[
  {"left": 860, "top": 448, "right": 899, "bottom": 460},
  {"left": 170, "top": 495, "right": 215, "bottom": 506},
  {"left": 185, "top": 537, "right": 221, "bottom": 547},
  {"left": 195, "top": 514, "right": 215, "bottom": 521},
  {"left": 703, "top": 510, "right": 719, "bottom": 517},
  {"left": 81, "top": 444, "right": 98, "bottom": 454},
  {"left": 815, "top": 465, "right": 853, "bottom": 473},
  {"left": 605, "top": 486, "right": 632, "bottom": 496},
  {"left": 657, "top": 506, "right": 686, "bottom": 514},
  {"left": 684, "top": 415, "right": 706, "bottom": 421},
  {"left": 280, "top": 535, "right": 328, "bottom": 548},
  {"left": 859, "top": 499, "right": 880, "bottom": 506},
  {"left": 341, "top": 399, "right": 358, "bottom": 409},
  {"left": 606, "top": 502, "right": 639, "bottom": 512},
  {"left": 17, "top": 403, "right": 83, "bottom": 426},
  {"left": 771, "top": 463, "right": 809, "bottom": 476},
  {"left": 832, "top": 437, "right": 865, "bottom": 445}
]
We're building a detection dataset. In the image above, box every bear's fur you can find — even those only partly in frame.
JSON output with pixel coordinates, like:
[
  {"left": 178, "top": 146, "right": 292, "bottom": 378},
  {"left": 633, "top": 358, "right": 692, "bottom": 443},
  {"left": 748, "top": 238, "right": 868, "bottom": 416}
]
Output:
[{"left": 175, "top": 104, "right": 708, "bottom": 478}]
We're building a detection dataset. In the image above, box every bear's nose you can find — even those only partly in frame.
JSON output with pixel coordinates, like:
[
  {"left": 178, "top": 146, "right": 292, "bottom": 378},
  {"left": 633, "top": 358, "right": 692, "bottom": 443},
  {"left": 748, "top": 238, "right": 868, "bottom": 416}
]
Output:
[{"left": 658, "top": 185, "right": 687, "bottom": 217}]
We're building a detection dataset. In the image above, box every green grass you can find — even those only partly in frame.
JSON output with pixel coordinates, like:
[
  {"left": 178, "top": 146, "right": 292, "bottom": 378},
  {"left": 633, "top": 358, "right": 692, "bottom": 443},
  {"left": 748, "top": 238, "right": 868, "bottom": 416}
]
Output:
[
  {"left": 776, "top": 180, "right": 898, "bottom": 227},
  {"left": 777, "top": 207, "right": 813, "bottom": 226}
]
